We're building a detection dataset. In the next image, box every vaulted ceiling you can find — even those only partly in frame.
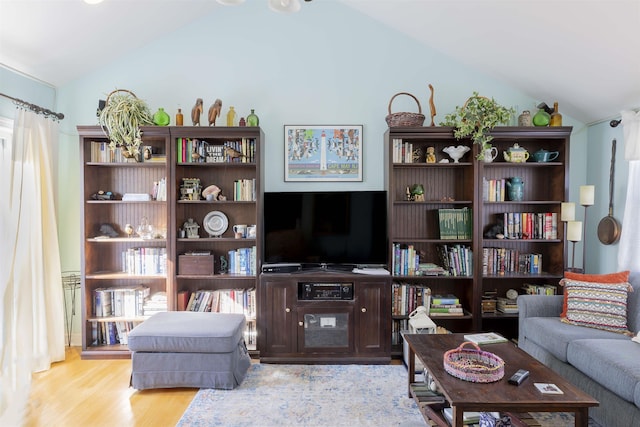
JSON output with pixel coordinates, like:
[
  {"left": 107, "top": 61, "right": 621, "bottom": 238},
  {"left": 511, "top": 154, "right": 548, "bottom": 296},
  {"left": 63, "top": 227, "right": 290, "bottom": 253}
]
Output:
[{"left": 1, "top": 0, "right": 638, "bottom": 124}]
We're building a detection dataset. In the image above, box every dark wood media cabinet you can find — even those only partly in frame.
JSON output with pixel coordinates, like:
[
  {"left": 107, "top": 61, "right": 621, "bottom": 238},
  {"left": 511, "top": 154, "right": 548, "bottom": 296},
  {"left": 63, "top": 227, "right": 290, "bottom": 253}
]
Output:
[{"left": 258, "top": 272, "right": 392, "bottom": 363}]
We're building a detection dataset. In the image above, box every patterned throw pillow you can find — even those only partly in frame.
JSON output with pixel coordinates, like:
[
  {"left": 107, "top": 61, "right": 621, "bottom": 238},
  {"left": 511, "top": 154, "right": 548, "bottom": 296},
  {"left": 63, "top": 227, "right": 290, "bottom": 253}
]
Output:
[
  {"left": 560, "top": 271, "right": 630, "bottom": 317},
  {"left": 560, "top": 277, "right": 633, "bottom": 335}
]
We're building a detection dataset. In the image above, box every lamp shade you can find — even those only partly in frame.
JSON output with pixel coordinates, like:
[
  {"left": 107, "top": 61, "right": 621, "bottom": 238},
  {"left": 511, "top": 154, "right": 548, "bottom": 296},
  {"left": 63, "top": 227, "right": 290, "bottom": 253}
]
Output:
[
  {"left": 580, "top": 185, "right": 595, "bottom": 206},
  {"left": 561, "top": 202, "right": 575, "bottom": 221},
  {"left": 567, "top": 221, "right": 583, "bottom": 242},
  {"left": 268, "top": 0, "right": 301, "bottom": 13}
]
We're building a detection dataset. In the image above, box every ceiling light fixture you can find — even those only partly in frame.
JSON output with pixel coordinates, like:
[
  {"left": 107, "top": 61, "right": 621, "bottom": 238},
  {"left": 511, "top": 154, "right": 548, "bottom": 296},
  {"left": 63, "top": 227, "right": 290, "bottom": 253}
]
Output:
[
  {"left": 216, "top": 0, "right": 311, "bottom": 13},
  {"left": 83, "top": 0, "right": 105, "bottom": 4}
]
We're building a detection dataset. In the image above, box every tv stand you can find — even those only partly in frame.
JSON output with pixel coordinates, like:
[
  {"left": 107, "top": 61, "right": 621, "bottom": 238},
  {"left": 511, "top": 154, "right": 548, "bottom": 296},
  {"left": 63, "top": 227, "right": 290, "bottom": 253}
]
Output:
[{"left": 258, "top": 271, "right": 391, "bottom": 363}]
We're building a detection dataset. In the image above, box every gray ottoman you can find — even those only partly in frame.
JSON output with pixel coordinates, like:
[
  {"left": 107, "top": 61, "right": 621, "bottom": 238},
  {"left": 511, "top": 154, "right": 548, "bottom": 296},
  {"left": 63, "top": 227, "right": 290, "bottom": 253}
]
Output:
[{"left": 128, "top": 311, "right": 251, "bottom": 390}]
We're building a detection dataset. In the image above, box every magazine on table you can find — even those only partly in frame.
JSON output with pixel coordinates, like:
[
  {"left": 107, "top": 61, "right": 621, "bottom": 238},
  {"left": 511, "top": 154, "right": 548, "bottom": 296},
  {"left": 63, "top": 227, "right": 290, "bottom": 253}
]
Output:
[{"left": 463, "top": 332, "right": 508, "bottom": 345}]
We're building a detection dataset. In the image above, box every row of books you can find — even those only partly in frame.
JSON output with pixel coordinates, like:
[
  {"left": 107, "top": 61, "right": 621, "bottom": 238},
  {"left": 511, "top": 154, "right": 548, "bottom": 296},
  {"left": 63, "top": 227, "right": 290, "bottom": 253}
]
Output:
[
  {"left": 391, "top": 138, "right": 416, "bottom": 163},
  {"left": 438, "top": 208, "right": 472, "bottom": 240},
  {"left": 232, "top": 178, "right": 256, "bottom": 201},
  {"left": 499, "top": 212, "right": 558, "bottom": 240},
  {"left": 121, "top": 247, "right": 167, "bottom": 276},
  {"left": 438, "top": 244, "right": 473, "bottom": 277},
  {"left": 94, "top": 285, "right": 151, "bottom": 318},
  {"left": 176, "top": 138, "right": 256, "bottom": 164},
  {"left": 183, "top": 288, "right": 256, "bottom": 319},
  {"left": 391, "top": 282, "right": 431, "bottom": 316},
  {"left": 91, "top": 320, "right": 142, "bottom": 346},
  {"left": 522, "top": 283, "right": 557, "bottom": 295},
  {"left": 482, "top": 247, "right": 542, "bottom": 275},
  {"left": 483, "top": 178, "right": 508, "bottom": 202},
  {"left": 391, "top": 243, "right": 421, "bottom": 276},
  {"left": 151, "top": 178, "right": 167, "bottom": 201},
  {"left": 227, "top": 246, "right": 257, "bottom": 276}
]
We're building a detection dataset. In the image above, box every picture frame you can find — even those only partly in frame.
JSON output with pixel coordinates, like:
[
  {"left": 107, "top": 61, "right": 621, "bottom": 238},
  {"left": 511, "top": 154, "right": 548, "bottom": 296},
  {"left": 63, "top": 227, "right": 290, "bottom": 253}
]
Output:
[{"left": 284, "top": 125, "right": 363, "bottom": 182}]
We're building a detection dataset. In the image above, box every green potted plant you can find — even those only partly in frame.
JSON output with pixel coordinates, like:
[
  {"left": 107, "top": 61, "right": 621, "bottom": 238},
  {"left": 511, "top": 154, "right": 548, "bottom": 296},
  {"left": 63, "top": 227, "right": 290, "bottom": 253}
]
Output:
[
  {"left": 98, "top": 89, "right": 154, "bottom": 160},
  {"left": 440, "top": 92, "right": 514, "bottom": 161}
]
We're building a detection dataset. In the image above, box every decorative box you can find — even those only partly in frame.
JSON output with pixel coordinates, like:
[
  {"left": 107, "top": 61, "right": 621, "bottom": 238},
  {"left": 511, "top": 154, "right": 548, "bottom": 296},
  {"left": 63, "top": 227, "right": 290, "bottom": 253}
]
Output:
[{"left": 178, "top": 254, "right": 214, "bottom": 275}]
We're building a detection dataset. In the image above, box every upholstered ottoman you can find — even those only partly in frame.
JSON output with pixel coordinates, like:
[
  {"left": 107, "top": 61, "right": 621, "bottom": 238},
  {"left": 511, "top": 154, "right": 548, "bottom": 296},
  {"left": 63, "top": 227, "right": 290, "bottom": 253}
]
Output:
[{"left": 128, "top": 311, "right": 251, "bottom": 390}]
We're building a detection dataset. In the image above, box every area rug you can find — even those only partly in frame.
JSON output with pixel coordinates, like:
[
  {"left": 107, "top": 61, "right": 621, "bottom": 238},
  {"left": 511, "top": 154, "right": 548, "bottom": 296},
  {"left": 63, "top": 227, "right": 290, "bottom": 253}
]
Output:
[
  {"left": 177, "top": 364, "right": 424, "bottom": 427},
  {"left": 176, "top": 364, "right": 601, "bottom": 427}
]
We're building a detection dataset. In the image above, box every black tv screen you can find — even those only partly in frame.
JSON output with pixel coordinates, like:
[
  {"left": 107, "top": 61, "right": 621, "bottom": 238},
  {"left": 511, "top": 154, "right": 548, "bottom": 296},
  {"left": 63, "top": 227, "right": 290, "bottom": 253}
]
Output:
[{"left": 263, "top": 191, "right": 388, "bottom": 267}]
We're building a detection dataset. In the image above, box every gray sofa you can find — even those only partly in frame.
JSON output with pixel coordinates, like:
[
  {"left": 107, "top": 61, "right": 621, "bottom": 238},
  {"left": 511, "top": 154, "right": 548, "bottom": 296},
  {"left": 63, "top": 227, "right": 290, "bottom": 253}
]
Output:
[{"left": 518, "top": 271, "right": 640, "bottom": 427}]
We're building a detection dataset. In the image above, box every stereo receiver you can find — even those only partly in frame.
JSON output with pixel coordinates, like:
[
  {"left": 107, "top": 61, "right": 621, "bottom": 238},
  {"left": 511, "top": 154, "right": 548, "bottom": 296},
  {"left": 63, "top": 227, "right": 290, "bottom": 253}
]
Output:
[{"left": 298, "top": 282, "right": 354, "bottom": 300}]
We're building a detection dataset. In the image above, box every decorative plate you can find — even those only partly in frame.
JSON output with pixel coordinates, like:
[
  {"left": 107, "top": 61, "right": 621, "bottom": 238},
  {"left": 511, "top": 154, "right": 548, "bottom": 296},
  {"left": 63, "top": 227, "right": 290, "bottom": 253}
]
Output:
[
  {"left": 203, "top": 210, "right": 228, "bottom": 237},
  {"left": 506, "top": 289, "right": 518, "bottom": 300}
]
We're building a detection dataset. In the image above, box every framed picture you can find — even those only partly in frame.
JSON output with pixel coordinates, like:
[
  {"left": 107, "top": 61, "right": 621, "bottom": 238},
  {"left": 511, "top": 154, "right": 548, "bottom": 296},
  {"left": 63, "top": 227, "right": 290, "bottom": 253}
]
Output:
[{"left": 284, "top": 125, "right": 363, "bottom": 182}]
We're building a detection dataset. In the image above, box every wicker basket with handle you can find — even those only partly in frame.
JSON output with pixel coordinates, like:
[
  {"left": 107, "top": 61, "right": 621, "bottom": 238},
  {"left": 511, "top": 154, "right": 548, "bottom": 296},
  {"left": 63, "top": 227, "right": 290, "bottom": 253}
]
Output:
[
  {"left": 385, "top": 92, "right": 425, "bottom": 127},
  {"left": 443, "top": 341, "right": 505, "bottom": 383}
]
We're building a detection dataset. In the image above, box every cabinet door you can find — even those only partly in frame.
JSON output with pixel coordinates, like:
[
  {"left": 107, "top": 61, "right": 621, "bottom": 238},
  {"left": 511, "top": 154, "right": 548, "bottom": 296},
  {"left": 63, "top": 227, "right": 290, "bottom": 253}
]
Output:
[
  {"left": 296, "top": 305, "right": 355, "bottom": 353},
  {"left": 355, "top": 280, "right": 390, "bottom": 354},
  {"left": 261, "top": 280, "right": 295, "bottom": 354}
]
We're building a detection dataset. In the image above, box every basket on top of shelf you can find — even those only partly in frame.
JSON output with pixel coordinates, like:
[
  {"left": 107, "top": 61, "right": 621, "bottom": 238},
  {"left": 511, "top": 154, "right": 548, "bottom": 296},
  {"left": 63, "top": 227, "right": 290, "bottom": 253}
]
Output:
[
  {"left": 385, "top": 92, "right": 425, "bottom": 127},
  {"left": 443, "top": 341, "right": 505, "bottom": 383}
]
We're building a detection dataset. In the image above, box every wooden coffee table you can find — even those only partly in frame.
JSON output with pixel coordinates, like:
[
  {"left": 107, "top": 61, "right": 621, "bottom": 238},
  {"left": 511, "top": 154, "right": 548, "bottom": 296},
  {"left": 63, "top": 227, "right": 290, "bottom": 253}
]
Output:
[{"left": 404, "top": 333, "right": 598, "bottom": 427}]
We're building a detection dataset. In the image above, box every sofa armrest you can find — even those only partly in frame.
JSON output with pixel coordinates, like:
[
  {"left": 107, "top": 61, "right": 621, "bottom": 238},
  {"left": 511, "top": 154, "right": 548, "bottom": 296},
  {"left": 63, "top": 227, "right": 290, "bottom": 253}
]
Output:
[{"left": 518, "top": 295, "right": 563, "bottom": 319}]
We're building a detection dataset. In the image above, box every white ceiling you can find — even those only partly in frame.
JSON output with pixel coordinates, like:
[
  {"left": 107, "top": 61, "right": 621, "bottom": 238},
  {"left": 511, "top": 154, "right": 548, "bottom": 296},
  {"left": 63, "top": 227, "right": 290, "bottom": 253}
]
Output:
[{"left": 1, "top": 0, "right": 638, "bottom": 124}]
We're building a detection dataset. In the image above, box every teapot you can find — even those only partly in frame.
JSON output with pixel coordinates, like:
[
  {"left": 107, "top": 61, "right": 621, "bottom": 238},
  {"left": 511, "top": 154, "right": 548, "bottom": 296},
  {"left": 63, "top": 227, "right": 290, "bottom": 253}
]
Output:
[
  {"left": 533, "top": 149, "right": 559, "bottom": 163},
  {"left": 503, "top": 143, "right": 529, "bottom": 163},
  {"left": 443, "top": 145, "right": 470, "bottom": 163},
  {"left": 505, "top": 177, "right": 524, "bottom": 201}
]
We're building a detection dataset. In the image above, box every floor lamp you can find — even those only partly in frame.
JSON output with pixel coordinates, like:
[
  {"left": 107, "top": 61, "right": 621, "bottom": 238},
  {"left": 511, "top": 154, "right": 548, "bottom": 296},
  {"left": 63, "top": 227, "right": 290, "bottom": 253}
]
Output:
[
  {"left": 561, "top": 202, "right": 576, "bottom": 270},
  {"left": 567, "top": 221, "right": 583, "bottom": 273},
  {"left": 580, "top": 185, "right": 595, "bottom": 273}
]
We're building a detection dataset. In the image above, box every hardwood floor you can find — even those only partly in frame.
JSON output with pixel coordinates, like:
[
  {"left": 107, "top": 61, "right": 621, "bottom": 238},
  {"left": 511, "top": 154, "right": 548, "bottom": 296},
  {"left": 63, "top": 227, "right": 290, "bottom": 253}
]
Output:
[
  {"left": 25, "top": 347, "right": 197, "bottom": 427},
  {"left": 26, "top": 347, "right": 404, "bottom": 426}
]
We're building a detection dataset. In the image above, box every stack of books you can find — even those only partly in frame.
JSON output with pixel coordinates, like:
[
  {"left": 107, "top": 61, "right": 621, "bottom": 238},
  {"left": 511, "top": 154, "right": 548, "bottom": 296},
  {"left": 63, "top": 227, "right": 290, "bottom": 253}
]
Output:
[
  {"left": 430, "top": 294, "right": 464, "bottom": 316},
  {"left": 497, "top": 297, "right": 519, "bottom": 314}
]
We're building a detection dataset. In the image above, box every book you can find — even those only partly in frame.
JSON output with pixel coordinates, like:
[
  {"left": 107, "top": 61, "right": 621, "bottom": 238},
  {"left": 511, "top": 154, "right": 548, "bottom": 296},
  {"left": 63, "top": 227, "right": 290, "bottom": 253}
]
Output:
[
  {"left": 534, "top": 383, "right": 564, "bottom": 394},
  {"left": 431, "top": 294, "right": 459, "bottom": 305},
  {"left": 463, "top": 332, "right": 507, "bottom": 345}
]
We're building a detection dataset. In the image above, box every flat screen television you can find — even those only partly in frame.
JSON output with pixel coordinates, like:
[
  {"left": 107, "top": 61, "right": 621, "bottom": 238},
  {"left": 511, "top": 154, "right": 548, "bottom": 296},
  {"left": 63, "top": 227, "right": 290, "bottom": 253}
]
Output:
[{"left": 263, "top": 191, "right": 388, "bottom": 269}]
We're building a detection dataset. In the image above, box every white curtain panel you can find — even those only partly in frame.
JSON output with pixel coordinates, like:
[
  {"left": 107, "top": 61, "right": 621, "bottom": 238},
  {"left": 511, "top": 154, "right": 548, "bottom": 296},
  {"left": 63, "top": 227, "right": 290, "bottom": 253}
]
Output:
[
  {"left": 0, "top": 110, "right": 65, "bottom": 424},
  {"left": 618, "top": 110, "right": 640, "bottom": 272}
]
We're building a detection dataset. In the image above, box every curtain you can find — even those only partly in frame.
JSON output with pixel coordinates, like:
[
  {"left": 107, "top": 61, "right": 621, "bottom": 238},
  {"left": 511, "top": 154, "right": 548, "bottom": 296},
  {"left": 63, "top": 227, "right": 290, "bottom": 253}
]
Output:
[
  {"left": 618, "top": 110, "right": 640, "bottom": 272},
  {"left": 0, "top": 109, "right": 65, "bottom": 424}
]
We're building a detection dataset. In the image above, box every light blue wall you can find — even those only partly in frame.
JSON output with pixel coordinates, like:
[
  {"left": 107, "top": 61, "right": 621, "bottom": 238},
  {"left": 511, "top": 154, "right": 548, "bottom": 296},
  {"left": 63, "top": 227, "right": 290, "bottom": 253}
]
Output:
[
  {"left": 8, "top": 2, "right": 608, "bottom": 281},
  {"left": 583, "top": 120, "right": 627, "bottom": 273}
]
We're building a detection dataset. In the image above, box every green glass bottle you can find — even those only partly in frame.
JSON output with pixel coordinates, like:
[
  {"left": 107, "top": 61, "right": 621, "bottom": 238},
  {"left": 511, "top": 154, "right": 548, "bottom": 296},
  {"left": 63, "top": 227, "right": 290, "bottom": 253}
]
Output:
[
  {"left": 153, "top": 108, "right": 170, "bottom": 126},
  {"left": 247, "top": 109, "right": 259, "bottom": 127},
  {"left": 532, "top": 108, "right": 550, "bottom": 127}
]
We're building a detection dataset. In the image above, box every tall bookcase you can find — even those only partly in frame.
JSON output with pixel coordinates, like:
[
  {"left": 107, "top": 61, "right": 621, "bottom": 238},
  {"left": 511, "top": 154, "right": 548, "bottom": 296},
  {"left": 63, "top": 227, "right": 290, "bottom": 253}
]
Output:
[
  {"left": 384, "top": 126, "right": 571, "bottom": 352},
  {"left": 78, "top": 125, "right": 172, "bottom": 359},
  {"left": 172, "top": 126, "right": 263, "bottom": 351},
  {"left": 78, "top": 125, "right": 263, "bottom": 359}
]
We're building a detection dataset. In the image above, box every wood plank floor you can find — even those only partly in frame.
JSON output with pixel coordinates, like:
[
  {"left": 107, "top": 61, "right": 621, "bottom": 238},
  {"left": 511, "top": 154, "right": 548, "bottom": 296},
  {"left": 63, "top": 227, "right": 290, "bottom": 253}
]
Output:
[
  {"left": 25, "top": 347, "right": 197, "bottom": 427},
  {"left": 25, "top": 347, "right": 404, "bottom": 427}
]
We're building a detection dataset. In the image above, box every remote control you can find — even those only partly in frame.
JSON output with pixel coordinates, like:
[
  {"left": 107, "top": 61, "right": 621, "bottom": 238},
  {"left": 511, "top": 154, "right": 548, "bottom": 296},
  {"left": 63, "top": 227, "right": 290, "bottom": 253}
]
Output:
[{"left": 508, "top": 369, "right": 530, "bottom": 385}]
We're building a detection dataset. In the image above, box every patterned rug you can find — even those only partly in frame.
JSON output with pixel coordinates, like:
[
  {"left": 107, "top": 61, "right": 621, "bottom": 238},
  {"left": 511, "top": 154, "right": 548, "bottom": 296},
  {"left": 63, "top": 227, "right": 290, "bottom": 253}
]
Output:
[{"left": 176, "top": 364, "right": 599, "bottom": 427}]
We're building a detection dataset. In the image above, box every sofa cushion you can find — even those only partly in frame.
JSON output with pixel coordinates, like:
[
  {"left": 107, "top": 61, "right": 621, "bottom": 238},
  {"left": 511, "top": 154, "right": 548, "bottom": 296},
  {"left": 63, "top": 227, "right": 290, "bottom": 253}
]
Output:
[
  {"left": 128, "top": 311, "right": 246, "bottom": 353},
  {"left": 568, "top": 339, "right": 640, "bottom": 407},
  {"left": 561, "top": 270, "right": 630, "bottom": 317},
  {"left": 560, "top": 277, "right": 633, "bottom": 335},
  {"left": 522, "top": 316, "right": 628, "bottom": 362},
  {"left": 627, "top": 272, "right": 640, "bottom": 333}
]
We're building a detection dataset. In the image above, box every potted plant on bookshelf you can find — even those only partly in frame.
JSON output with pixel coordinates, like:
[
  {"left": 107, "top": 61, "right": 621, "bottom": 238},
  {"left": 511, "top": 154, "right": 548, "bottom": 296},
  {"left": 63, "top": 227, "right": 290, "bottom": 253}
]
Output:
[
  {"left": 98, "top": 89, "right": 154, "bottom": 161},
  {"left": 440, "top": 92, "right": 514, "bottom": 161}
]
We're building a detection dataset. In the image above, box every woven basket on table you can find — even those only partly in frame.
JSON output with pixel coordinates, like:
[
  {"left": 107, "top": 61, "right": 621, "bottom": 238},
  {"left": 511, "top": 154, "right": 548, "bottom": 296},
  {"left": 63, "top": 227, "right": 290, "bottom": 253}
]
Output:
[
  {"left": 443, "top": 341, "right": 505, "bottom": 383},
  {"left": 385, "top": 92, "right": 425, "bottom": 127}
]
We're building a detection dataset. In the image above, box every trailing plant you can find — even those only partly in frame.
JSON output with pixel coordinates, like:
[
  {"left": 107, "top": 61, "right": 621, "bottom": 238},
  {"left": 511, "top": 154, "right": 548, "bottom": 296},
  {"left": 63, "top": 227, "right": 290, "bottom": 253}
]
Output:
[
  {"left": 440, "top": 92, "right": 515, "bottom": 160},
  {"left": 98, "top": 89, "right": 154, "bottom": 159}
]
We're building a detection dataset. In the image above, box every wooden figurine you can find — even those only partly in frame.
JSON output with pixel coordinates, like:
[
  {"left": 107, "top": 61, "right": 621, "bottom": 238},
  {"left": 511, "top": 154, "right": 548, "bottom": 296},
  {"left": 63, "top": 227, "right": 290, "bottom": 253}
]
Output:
[
  {"left": 426, "top": 146, "right": 436, "bottom": 163},
  {"left": 191, "top": 98, "right": 203, "bottom": 126},
  {"left": 208, "top": 99, "right": 222, "bottom": 126},
  {"left": 429, "top": 83, "right": 436, "bottom": 126}
]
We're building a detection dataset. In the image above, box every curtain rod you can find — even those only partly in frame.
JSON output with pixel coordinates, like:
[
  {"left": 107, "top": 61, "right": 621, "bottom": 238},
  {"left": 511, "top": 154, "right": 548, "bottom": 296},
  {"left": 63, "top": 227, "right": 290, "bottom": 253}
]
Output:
[{"left": 0, "top": 92, "right": 64, "bottom": 121}]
